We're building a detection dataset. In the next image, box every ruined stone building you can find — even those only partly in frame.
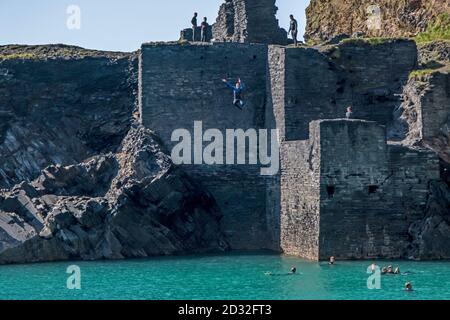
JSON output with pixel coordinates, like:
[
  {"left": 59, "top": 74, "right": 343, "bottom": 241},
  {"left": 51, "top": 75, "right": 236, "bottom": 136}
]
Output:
[
  {"left": 181, "top": 0, "right": 287, "bottom": 45},
  {"left": 0, "top": 0, "right": 449, "bottom": 264},
  {"left": 141, "top": 1, "right": 449, "bottom": 260}
]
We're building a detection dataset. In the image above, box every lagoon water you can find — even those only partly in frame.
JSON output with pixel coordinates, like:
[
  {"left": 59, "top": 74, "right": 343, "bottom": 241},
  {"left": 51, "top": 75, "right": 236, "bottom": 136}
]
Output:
[{"left": 1, "top": 253, "right": 449, "bottom": 300}]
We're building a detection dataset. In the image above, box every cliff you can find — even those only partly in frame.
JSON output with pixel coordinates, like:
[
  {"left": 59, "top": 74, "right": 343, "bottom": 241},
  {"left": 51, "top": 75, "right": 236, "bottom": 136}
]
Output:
[
  {"left": 0, "top": 45, "right": 228, "bottom": 264},
  {"left": 305, "top": 0, "right": 450, "bottom": 42},
  {"left": 0, "top": 45, "right": 136, "bottom": 189},
  {"left": 1, "top": 2, "right": 450, "bottom": 263}
]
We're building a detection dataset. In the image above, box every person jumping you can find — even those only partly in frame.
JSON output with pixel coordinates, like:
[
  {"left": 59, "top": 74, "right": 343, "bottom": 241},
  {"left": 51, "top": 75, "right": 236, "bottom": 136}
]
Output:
[{"left": 222, "top": 78, "right": 246, "bottom": 110}]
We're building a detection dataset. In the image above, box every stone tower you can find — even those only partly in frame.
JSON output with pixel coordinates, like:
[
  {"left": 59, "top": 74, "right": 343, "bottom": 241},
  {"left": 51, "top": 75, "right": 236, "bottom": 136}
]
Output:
[{"left": 213, "top": 0, "right": 287, "bottom": 45}]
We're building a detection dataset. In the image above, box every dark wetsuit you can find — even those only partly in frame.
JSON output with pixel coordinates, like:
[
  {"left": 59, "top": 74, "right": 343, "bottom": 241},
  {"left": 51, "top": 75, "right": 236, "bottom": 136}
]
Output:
[
  {"left": 201, "top": 21, "right": 209, "bottom": 42},
  {"left": 191, "top": 16, "right": 198, "bottom": 41},
  {"left": 289, "top": 19, "right": 298, "bottom": 45},
  {"left": 225, "top": 81, "right": 246, "bottom": 109}
]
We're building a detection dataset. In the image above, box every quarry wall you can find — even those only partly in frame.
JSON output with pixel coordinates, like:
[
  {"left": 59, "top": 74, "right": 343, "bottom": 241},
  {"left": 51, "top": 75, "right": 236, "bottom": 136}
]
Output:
[
  {"left": 213, "top": 0, "right": 287, "bottom": 45},
  {"left": 139, "top": 42, "right": 279, "bottom": 250},
  {"left": 268, "top": 39, "right": 418, "bottom": 141},
  {"left": 139, "top": 39, "right": 445, "bottom": 259},
  {"left": 280, "top": 119, "right": 440, "bottom": 260}
]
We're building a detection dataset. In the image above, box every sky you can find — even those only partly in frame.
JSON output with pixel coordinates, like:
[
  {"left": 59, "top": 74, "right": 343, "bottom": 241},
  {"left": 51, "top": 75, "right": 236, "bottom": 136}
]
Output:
[{"left": 0, "top": 0, "right": 311, "bottom": 52}]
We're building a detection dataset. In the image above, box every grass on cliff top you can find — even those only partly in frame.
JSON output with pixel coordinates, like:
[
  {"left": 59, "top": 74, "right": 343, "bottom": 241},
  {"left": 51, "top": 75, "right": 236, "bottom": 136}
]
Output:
[
  {"left": 415, "top": 13, "right": 450, "bottom": 44},
  {"left": 340, "top": 37, "right": 407, "bottom": 46},
  {"left": 409, "top": 65, "right": 450, "bottom": 80},
  {"left": 409, "top": 69, "right": 438, "bottom": 80},
  {"left": 0, "top": 44, "right": 131, "bottom": 61}
]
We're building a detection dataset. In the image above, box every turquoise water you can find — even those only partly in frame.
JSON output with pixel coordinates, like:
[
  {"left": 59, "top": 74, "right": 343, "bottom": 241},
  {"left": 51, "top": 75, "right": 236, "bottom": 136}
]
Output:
[{"left": 0, "top": 253, "right": 449, "bottom": 300}]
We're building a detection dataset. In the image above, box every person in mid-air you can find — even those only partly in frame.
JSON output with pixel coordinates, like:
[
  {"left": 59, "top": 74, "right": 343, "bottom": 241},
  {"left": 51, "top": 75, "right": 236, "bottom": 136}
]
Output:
[
  {"left": 289, "top": 15, "right": 298, "bottom": 46},
  {"left": 191, "top": 12, "right": 198, "bottom": 42},
  {"left": 222, "top": 78, "right": 246, "bottom": 109}
]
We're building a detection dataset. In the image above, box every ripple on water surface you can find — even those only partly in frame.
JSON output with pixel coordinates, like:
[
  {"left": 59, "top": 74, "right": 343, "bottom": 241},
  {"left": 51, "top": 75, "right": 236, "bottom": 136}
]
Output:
[{"left": 0, "top": 253, "right": 449, "bottom": 300}]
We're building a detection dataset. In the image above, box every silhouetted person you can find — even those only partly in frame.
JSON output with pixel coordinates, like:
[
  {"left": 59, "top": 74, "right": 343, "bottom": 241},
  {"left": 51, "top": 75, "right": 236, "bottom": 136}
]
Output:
[
  {"left": 289, "top": 15, "right": 298, "bottom": 46},
  {"left": 201, "top": 17, "right": 209, "bottom": 42},
  {"left": 191, "top": 12, "right": 198, "bottom": 42}
]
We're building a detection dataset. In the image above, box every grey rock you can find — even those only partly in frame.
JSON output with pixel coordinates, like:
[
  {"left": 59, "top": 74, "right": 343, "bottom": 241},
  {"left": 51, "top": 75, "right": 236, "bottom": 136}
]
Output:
[{"left": 0, "top": 126, "right": 229, "bottom": 265}]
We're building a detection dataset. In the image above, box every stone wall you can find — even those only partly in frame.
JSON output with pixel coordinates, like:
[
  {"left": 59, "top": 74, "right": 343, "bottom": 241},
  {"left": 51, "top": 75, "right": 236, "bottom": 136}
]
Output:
[
  {"left": 268, "top": 39, "right": 417, "bottom": 141},
  {"left": 421, "top": 72, "right": 450, "bottom": 163},
  {"left": 280, "top": 129, "right": 320, "bottom": 259},
  {"left": 213, "top": 0, "right": 287, "bottom": 45},
  {"left": 180, "top": 26, "right": 213, "bottom": 43},
  {"left": 280, "top": 119, "right": 440, "bottom": 260},
  {"left": 139, "top": 42, "right": 279, "bottom": 250},
  {"left": 0, "top": 45, "right": 136, "bottom": 189}
]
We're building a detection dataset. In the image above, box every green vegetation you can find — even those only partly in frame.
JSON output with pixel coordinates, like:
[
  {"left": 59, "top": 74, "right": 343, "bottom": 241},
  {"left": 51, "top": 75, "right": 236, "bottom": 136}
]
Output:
[
  {"left": 306, "top": 38, "right": 318, "bottom": 46},
  {"left": 408, "top": 65, "right": 450, "bottom": 80},
  {"left": 340, "top": 37, "right": 405, "bottom": 46},
  {"left": 408, "top": 69, "right": 438, "bottom": 80},
  {"left": 0, "top": 53, "right": 37, "bottom": 61},
  {"left": 415, "top": 13, "right": 450, "bottom": 44},
  {"left": 0, "top": 45, "right": 130, "bottom": 61}
]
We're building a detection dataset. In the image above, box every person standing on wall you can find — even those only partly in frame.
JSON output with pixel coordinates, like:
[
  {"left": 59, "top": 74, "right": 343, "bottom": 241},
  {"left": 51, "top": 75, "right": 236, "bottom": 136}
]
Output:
[
  {"left": 289, "top": 15, "right": 298, "bottom": 46},
  {"left": 191, "top": 12, "right": 198, "bottom": 42},
  {"left": 346, "top": 106, "right": 353, "bottom": 119},
  {"left": 201, "top": 17, "right": 209, "bottom": 42}
]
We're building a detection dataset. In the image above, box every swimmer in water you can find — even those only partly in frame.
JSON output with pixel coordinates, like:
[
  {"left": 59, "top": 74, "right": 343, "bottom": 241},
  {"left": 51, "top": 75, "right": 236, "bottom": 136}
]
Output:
[
  {"left": 394, "top": 266, "right": 401, "bottom": 274},
  {"left": 291, "top": 266, "right": 297, "bottom": 274},
  {"left": 387, "top": 265, "right": 394, "bottom": 274},
  {"left": 405, "top": 282, "right": 413, "bottom": 291},
  {"left": 381, "top": 267, "right": 388, "bottom": 275},
  {"left": 329, "top": 256, "right": 336, "bottom": 265}
]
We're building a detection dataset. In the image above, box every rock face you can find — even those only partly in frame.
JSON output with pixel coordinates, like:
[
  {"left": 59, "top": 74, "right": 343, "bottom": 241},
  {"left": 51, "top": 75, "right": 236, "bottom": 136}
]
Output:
[
  {"left": 213, "top": 0, "right": 287, "bottom": 44},
  {"left": 139, "top": 42, "right": 280, "bottom": 250},
  {"left": 305, "top": 0, "right": 450, "bottom": 42},
  {"left": 418, "top": 40, "right": 450, "bottom": 67},
  {"left": 0, "top": 45, "right": 137, "bottom": 189},
  {"left": 390, "top": 41, "right": 450, "bottom": 165},
  {"left": 0, "top": 126, "right": 228, "bottom": 264}
]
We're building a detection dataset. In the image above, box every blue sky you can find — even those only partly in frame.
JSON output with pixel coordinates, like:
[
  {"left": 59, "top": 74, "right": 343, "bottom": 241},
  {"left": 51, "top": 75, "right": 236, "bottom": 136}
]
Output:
[{"left": 0, "top": 0, "right": 310, "bottom": 52}]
